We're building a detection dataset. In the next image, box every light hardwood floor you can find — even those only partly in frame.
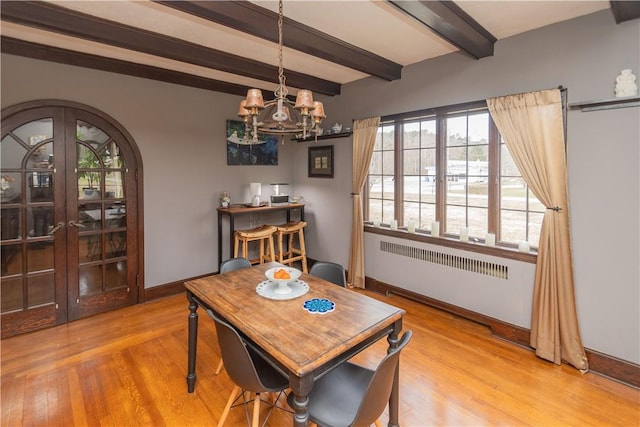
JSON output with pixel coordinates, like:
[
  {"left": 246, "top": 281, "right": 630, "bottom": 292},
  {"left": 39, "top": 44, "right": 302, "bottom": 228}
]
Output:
[{"left": 1, "top": 290, "right": 638, "bottom": 426}]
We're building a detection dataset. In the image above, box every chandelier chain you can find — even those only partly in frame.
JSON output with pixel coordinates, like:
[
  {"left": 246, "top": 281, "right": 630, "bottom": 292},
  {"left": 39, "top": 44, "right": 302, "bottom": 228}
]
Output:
[{"left": 276, "top": 0, "right": 287, "bottom": 98}]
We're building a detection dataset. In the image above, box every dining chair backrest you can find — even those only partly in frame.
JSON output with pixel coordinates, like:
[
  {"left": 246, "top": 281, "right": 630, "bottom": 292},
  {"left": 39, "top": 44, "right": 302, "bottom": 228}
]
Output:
[
  {"left": 290, "top": 330, "right": 412, "bottom": 427},
  {"left": 206, "top": 309, "right": 284, "bottom": 392},
  {"left": 220, "top": 257, "right": 252, "bottom": 274},
  {"left": 352, "top": 330, "right": 412, "bottom": 426},
  {"left": 308, "top": 261, "right": 347, "bottom": 287}
]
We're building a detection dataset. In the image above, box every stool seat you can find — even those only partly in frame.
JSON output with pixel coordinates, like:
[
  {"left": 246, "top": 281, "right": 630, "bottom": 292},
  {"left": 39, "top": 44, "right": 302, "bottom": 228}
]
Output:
[
  {"left": 273, "top": 221, "right": 308, "bottom": 273},
  {"left": 234, "top": 225, "right": 276, "bottom": 266}
]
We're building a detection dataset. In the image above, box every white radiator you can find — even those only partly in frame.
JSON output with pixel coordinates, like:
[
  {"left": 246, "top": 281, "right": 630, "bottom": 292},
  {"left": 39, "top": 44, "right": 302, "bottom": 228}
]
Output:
[{"left": 365, "top": 234, "right": 535, "bottom": 328}]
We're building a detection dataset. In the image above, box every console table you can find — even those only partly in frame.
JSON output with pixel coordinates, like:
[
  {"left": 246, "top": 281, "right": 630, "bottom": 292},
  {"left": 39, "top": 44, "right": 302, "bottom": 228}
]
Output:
[{"left": 216, "top": 203, "right": 305, "bottom": 268}]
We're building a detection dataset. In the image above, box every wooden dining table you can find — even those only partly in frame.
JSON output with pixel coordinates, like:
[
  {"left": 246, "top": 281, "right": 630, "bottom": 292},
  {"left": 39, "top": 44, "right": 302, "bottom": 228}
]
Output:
[{"left": 184, "top": 262, "right": 406, "bottom": 427}]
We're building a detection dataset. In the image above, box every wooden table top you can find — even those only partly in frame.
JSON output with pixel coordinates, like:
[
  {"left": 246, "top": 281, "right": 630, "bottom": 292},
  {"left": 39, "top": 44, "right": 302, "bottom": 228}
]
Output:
[{"left": 184, "top": 262, "right": 405, "bottom": 377}]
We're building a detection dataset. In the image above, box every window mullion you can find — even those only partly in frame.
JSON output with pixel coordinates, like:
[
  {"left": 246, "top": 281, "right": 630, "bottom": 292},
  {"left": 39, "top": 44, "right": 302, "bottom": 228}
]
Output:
[
  {"left": 488, "top": 117, "right": 500, "bottom": 237},
  {"left": 435, "top": 113, "right": 446, "bottom": 225},
  {"left": 394, "top": 122, "right": 403, "bottom": 225}
]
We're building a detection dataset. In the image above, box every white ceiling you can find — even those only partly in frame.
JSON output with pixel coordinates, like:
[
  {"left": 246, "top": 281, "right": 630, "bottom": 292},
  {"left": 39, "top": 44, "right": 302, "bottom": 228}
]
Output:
[{"left": 1, "top": 0, "right": 612, "bottom": 94}]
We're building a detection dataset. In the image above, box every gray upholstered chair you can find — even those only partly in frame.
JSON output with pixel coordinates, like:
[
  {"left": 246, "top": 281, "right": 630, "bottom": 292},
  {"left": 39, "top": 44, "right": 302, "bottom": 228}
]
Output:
[
  {"left": 309, "top": 261, "right": 347, "bottom": 287},
  {"left": 220, "top": 257, "right": 252, "bottom": 274},
  {"left": 288, "top": 330, "right": 412, "bottom": 427},
  {"left": 206, "top": 310, "right": 289, "bottom": 427},
  {"left": 215, "top": 257, "right": 252, "bottom": 375}
]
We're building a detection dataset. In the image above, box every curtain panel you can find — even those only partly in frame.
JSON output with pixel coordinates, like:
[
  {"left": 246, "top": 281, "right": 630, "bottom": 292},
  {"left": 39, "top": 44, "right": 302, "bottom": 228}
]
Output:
[
  {"left": 487, "top": 89, "right": 588, "bottom": 371},
  {"left": 348, "top": 117, "right": 380, "bottom": 289}
]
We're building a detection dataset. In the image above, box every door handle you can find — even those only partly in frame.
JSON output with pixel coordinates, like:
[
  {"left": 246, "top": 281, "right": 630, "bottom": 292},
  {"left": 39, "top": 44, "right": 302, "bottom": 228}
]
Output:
[
  {"left": 48, "top": 222, "right": 65, "bottom": 235},
  {"left": 68, "top": 220, "right": 86, "bottom": 229}
]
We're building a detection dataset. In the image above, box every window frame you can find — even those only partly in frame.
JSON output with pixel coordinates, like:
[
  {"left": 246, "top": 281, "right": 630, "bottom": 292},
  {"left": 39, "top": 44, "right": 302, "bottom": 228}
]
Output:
[{"left": 364, "top": 100, "right": 539, "bottom": 261}]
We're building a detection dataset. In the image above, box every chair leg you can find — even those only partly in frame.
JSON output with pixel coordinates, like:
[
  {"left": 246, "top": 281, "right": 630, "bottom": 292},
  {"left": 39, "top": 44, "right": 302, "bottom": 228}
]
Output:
[
  {"left": 267, "top": 235, "right": 275, "bottom": 263},
  {"left": 298, "top": 229, "right": 308, "bottom": 273},
  {"left": 217, "top": 385, "right": 241, "bottom": 427},
  {"left": 252, "top": 392, "right": 261, "bottom": 427},
  {"left": 215, "top": 358, "right": 224, "bottom": 375}
]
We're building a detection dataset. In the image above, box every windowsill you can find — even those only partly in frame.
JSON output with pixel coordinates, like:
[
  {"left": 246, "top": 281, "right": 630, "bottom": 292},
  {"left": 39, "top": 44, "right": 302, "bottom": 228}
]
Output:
[{"left": 365, "top": 224, "right": 537, "bottom": 263}]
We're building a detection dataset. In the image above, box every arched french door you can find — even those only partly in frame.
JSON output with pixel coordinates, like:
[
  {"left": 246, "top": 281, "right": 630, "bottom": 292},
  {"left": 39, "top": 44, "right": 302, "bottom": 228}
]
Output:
[{"left": 1, "top": 100, "right": 143, "bottom": 338}]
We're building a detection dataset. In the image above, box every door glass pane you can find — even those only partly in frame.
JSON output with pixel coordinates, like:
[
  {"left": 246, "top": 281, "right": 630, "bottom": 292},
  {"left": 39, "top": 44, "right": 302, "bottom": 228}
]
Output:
[
  {"left": 106, "top": 232, "right": 126, "bottom": 258},
  {"left": 79, "top": 235, "right": 102, "bottom": 262},
  {"left": 77, "top": 121, "right": 109, "bottom": 144},
  {"left": 13, "top": 119, "right": 53, "bottom": 146},
  {"left": 1, "top": 172, "right": 22, "bottom": 203},
  {"left": 1, "top": 277, "right": 23, "bottom": 312},
  {"left": 26, "top": 142, "right": 53, "bottom": 169},
  {"left": 79, "top": 265, "right": 102, "bottom": 296},
  {"left": 78, "top": 144, "right": 102, "bottom": 198},
  {"left": 1, "top": 135, "right": 27, "bottom": 169},
  {"left": 27, "top": 207, "right": 54, "bottom": 238},
  {"left": 1, "top": 244, "right": 22, "bottom": 276},
  {"left": 105, "top": 205, "right": 126, "bottom": 230},
  {"left": 27, "top": 174, "right": 54, "bottom": 203},
  {"left": 101, "top": 141, "right": 123, "bottom": 169},
  {"left": 27, "top": 274, "right": 55, "bottom": 307},
  {"left": 78, "top": 204, "right": 102, "bottom": 230},
  {"left": 105, "top": 171, "right": 125, "bottom": 199},
  {"left": 1, "top": 208, "right": 21, "bottom": 240},
  {"left": 27, "top": 241, "right": 54, "bottom": 272},
  {"left": 106, "top": 261, "right": 127, "bottom": 290}
]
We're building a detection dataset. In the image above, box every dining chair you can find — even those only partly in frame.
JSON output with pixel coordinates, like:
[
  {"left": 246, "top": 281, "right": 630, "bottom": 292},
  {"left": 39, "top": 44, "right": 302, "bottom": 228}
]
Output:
[
  {"left": 215, "top": 256, "right": 252, "bottom": 374},
  {"left": 309, "top": 261, "right": 347, "bottom": 287},
  {"left": 220, "top": 257, "right": 252, "bottom": 274},
  {"left": 206, "top": 309, "right": 290, "bottom": 427},
  {"left": 287, "top": 330, "right": 412, "bottom": 427}
]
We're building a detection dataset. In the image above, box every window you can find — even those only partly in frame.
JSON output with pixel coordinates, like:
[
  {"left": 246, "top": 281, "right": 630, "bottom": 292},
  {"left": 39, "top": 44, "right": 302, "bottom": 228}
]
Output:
[{"left": 366, "top": 101, "right": 543, "bottom": 248}]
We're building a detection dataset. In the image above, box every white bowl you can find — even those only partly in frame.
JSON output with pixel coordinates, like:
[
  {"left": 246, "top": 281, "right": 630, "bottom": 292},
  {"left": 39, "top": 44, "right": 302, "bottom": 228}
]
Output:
[{"left": 265, "top": 267, "right": 301, "bottom": 294}]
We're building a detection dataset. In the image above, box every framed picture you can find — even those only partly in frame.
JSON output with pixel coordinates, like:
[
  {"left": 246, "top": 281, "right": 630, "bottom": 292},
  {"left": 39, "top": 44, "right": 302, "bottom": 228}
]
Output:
[
  {"left": 226, "top": 120, "right": 278, "bottom": 165},
  {"left": 308, "top": 145, "right": 334, "bottom": 178}
]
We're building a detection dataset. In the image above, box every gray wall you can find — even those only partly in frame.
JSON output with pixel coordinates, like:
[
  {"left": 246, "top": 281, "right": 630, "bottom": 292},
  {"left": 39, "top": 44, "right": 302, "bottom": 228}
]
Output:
[{"left": 2, "top": 9, "right": 638, "bottom": 364}]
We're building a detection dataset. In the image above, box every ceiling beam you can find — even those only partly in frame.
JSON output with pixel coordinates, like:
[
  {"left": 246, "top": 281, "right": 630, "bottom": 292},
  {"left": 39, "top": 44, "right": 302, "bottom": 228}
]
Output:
[
  {"left": 1, "top": 36, "right": 255, "bottom": 97},
  {"left": 154, "top": 0, "right": 403, "bottom": 81},
  {"left": 387, "top": 0, "right": 495, "bottom": 59},
  {"left": 610, "top": 0, "right": 640, "bottom": 24},
  {"left": 0, "top": 1, "right": 341, "bottom": 96}
]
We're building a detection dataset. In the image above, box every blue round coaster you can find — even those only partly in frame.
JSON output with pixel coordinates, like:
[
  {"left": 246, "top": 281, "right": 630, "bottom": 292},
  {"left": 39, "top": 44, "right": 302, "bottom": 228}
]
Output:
[{"left": 303, "top": 298, "right": 335, "bottom": 314}]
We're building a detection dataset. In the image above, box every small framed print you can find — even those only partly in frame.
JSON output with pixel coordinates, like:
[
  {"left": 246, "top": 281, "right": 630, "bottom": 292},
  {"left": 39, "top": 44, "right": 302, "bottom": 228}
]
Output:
[{"left": 308, "top": 145, "right": 334, "bottom": 178}]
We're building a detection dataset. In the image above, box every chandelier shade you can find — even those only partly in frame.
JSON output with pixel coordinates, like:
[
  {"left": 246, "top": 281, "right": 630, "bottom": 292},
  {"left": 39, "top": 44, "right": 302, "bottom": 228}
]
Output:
[{"left": 238, "top": 0, "right": 325, "bottom": 142}]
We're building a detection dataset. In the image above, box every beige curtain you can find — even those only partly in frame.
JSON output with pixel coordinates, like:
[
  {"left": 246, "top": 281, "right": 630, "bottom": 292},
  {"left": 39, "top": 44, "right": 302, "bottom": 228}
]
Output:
[
  {"left": 487, "top": 89, "right": 588, "bottom": 371},
  {"left": 347, "top": 117, "right": 380, "bottom": 289}
]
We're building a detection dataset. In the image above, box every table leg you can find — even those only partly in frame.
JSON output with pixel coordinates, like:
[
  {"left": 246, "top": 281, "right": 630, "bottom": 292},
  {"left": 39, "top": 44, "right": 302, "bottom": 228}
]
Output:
[
  {"left": 290, "top": 374, "right": 313, "bottom": 427},
  {"left": 228, "top": 216, "right": 235, "bottom": 263},
  {"left": 217, "top": 214, "right": 224, "bottom": 269},
  {"left": 387, "top": 320, "right": 402, "bottom": 427},
  {"left": 186, "top": 291, "right": 199, "bottom": 393}
]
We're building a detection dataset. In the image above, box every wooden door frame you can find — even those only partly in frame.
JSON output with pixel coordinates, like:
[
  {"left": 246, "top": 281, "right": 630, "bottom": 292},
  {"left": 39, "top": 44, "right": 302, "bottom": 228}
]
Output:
[{"left": 2, "top": 99, "right": 146, "bottom": 319}]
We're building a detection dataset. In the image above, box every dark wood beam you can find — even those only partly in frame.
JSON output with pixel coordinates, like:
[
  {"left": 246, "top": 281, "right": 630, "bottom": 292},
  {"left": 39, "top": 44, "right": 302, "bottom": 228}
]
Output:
[
  {"left": 0, "top": 1, "right": 340, "bottom": 96},
  {"left": 154, "top": 0, "right": 402, "bottom": 81},
  {"left": 1, "top": 36, "right": 253, "bottom": 97},
  {"left": 610, "top": 0, "right": 640, "bottom": 24},
  {"left": 387, "top": 0, "right": 495, "bottom": 59}
]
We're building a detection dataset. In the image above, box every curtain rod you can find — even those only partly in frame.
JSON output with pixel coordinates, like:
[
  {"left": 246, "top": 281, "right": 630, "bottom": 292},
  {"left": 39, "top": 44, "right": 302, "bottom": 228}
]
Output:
[{"left": 354, "top": 85, "right": 566, "bottom": 124}]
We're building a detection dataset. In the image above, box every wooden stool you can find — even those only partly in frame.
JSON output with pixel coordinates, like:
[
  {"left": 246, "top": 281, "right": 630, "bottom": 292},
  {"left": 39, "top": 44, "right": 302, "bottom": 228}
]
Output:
[
  {"left": 234, "top": 225, "right": 276, "bottom": 266},
  {"left": 273, "top": 221, "right": 308, "bottom": 273}
]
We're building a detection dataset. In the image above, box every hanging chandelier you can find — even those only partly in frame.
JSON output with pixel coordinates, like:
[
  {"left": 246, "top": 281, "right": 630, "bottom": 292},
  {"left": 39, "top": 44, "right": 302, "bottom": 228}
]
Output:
[{"left": 237, "top": 0, "right": 326, "bottom": 143}]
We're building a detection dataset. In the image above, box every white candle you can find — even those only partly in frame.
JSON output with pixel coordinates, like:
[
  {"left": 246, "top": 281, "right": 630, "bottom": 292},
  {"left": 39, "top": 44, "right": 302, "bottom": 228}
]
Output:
[
  {"left": 460, "top": 227, "right": 469, "bottom": 242},
  {"left": 485, "top": 233, "right": 496, "bottom": 247},
  {"left": 390, "top": 219, "right": 398, "bottom": 230},
  {"left": 431, "top": 221, "right": 440, "bottom": 237},
  {"left": 372, "top": 220, "right": 380, "bottom": 228},
  {"left": 407, "top": 220, "right": 415, "bottom": 233},
  {"left": 518, "top": 241, "right": 530, "bottom": 252}
]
